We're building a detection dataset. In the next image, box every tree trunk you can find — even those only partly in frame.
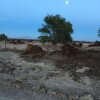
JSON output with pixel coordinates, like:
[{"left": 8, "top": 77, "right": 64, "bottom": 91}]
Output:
[{"left": 4, "top": 39, "right": 6, "bottom": 48}]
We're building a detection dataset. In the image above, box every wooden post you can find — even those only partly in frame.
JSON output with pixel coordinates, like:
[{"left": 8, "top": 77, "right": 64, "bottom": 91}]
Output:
[{"left": 4, "top": 39, "right": 6, "bottom": 48}]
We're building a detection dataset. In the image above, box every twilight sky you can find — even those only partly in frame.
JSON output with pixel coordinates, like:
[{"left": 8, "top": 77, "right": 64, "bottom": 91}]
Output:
[{"left": 0, "top": 0, "right": 100, "bottom": 41}]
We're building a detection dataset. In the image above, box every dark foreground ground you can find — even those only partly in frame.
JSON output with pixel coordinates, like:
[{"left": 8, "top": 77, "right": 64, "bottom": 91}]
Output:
[
  {"left": 0, "top": 86, "right": 65, "bottom": 100},
  {"left": 0, "top": 46, "right": 100, "bottom": 100}
]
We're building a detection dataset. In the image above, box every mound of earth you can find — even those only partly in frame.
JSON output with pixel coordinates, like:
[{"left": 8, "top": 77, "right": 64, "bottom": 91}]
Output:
[
  {"left": 25, "top": 44, "right": 45, "bottom": 58},
  {"left": 89, "top": 41, "right": 100, "bottom": 47},
  {"left": 61, "top": 43, "right": 80, "bottom": 56}
]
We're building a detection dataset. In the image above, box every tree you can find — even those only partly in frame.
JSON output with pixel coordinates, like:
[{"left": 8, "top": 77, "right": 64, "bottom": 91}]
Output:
[
  {"left": 38, "top": 36, "right": 49, "bottom": 44},
  {"left": 0, "top": 34, "right": 7, "bottom": 48},
  {"left": 38, "top": 14, "right": 73, "bottom": 45},
  {"left": 98, "top": 28, "right": 100, "bottom": 37}
]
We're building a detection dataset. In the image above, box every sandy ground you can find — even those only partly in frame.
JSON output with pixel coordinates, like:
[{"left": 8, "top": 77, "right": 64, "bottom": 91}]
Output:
[
  {"left": 0, "top": 86, "right": 64, "bottom": 100},
  {"left": 0, "top": 51, "right": 67, "bottom": 100},
  {"left": 0, "top": 42, "right": 100, "bottom": 100}
]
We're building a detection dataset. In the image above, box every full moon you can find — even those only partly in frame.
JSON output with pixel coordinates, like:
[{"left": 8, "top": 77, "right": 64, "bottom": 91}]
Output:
[{"left": 65, "top": 0, "right": 69, "bottom": 5}]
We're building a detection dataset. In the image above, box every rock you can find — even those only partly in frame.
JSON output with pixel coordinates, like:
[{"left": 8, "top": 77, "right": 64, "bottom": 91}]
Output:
[
  {"left": 68, "top": 93, "right": 79, "bottom": 100},
  {"left": 94, "top": 41, "right": 100, "bottom": 46},
  {"left": 61, "top": 43, "right": 80, "bottom": 56},
  {"left": 47, "top": 90, "right": 57, "bottom": 96},
  {"left": 11, "top": 80, "right": 23, "bottom": 88},
  {"left": 38, "top": 86, "right": 48, "bottom": 94},
  {"left": 26, "top": 44, "right": 43, "bottom": 53},
  {"left": 88, "top": 41, "right": 100, "bottom": 47},
  {"left": 25, "top": 44, "right": 45, "bottom": 57},
  {"left": 79, "top": 94, "right": 94, "bottom": 100}
]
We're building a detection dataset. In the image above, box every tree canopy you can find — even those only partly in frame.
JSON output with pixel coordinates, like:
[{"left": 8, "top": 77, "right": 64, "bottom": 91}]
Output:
[
  {"left": 38, "top": 36, "right": 49, "bottom": 44},
  {"left": 0, "top": 34, "right": 8, "bottom": 48},
  {"left": 38, "top": 14, "right": 73, "bottom": 45},
  {"left": 0, "top": 34, "right": 7, "bottom": 40},
  {"left": 98, "top": 28, "right": 100, "bottom": 37}
]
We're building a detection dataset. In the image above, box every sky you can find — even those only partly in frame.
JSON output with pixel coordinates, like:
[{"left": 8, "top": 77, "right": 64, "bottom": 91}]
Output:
[{"left": 0, "top": 0, "right": 100, "bottom": 41}]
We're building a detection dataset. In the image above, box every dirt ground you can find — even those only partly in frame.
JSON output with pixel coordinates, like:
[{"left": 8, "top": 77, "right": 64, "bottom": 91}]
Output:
[
  {"left": 52, "top": 50, "right": 100, "bottom": 80},
  {"left": 0, "top": 41, "right": 100, "bottom": 100}
]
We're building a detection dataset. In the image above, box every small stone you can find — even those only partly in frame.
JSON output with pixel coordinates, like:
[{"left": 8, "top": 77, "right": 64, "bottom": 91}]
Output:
[
  {"left": 68, "top": 93, "right": 79, "bottom": 100},
  {"left": 79, "top": 94, "right": 94, "bottom": 100},
  {"left": 47, "top": 90, "right": 56, "bottom": 96}
]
